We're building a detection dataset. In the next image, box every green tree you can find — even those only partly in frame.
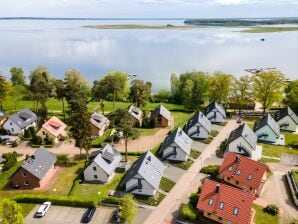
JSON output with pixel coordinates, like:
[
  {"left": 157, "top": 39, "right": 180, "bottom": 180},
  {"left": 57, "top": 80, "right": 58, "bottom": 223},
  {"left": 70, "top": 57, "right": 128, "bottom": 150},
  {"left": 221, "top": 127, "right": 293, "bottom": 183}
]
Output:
[
  {"left": 92, "top": 79, "right": 109, "bottom": 114},
  {"left": 153, "top": 89, "right": 171, "bottom": 102},
  {"left": 253, "top": 70, "right": 286, "bottom": 115},
  {"left": 208, "top": 71, "right": 233, "bottom": 105},
  {"left": 102, "top": 71, "right": 129, "bottom": 109},
  {"left": 10, "top": 67, "right": 25, "bottom": 86},
  {"left": 231, "top": 75, "right": 253, "bottom": 115},
  {"left": 0, "top": 74, "right": 11, "bottom": 110},
  {"left": 285, "top": 80, "right": 298, "bottom": 114},
  {"left": 129, "top": 80, "right": 152, "bottom": 107},
  {"left": 0, "top": 198, "right": 23, "bottom": 224},
  {"left": 53, "top": 79, "right": 66, "bottom": 118},
  {"left": 29, "top": 66, "right": 52, "bottom": 112},
  {"left": 110, "top": 109, "right": 140, "bottom": 161},
  {"left": 120, "top": 194, "right": 137, "bottom": 224},
  {"left": 179, "top": 71, "right": 209, "bottom": 109},
  {"left": 170, "top": 73, "right": 180, "bottom": 103}
]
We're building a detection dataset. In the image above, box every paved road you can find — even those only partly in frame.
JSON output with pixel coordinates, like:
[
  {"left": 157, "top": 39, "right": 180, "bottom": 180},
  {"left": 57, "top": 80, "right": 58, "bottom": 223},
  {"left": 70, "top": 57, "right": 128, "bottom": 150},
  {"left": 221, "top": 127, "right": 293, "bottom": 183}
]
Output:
[
  {"left": 143, "top": 120, "right": 238, "bottom": 224},
  {"left": 25, "top": 205, "right": 115, "bottom": 224}
]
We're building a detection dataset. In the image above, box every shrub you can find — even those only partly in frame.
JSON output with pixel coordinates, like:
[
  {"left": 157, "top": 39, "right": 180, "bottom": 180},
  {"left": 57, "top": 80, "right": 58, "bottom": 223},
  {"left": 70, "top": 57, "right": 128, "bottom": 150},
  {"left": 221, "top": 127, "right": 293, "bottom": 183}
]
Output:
[
  {"left": 219, "top": 138, "right": 228, "bottom": 153},
  {"left": 23, "top": 129, "right": 32, "bottom": 139},
  {"left": 181, "top": 204, "right": 197, "bottom": 222},
  {"left": 188, "top": 193, "right": 199, "bottom": 207},
  {"left": 12, "top": 141, "right": 18, "bottom": 148},
  {"left": 28, "top": 126, "right": 36, "bottom": 137},
  {"left": 2, "top": 152, "right": 18, "bottom": 171},
  {"left": 55, "top": 154, "right": 70, "bottom": 166},
  {"left": 44, "top": 133, "right": 54, "bottom": 145},
  {"left": 200, "top": 165, "right": 220, "bottom": 179},
  {"left": 264, "top": 204, "right": 279, "bottom": 215},
  {"left": 101, "top": 197, "right": 123, "bottom": 205},
  {"left": 31, "top": 135, "right": 42, "bottom": 145}
]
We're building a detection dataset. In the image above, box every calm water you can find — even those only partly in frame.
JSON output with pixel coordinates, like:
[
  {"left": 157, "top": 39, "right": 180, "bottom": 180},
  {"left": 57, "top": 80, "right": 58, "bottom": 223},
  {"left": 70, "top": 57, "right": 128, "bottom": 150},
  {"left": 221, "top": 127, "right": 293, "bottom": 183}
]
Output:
[{"left": 0, "top": 19, "right": 298, "bottom": 91}]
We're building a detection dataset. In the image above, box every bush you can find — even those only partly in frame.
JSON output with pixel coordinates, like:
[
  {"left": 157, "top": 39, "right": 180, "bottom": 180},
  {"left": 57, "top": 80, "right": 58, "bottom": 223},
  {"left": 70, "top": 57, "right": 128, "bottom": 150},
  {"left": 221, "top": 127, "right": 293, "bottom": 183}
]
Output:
[
  {"left": 28, "top": 126, "right": 36, "bottom": 137},
  {"left": 55, "top": 154, "right": 70, "bottom": 166},
  {"left": 31, "top": 135, "right": 42, "bottom": 145},
  {"left": 12, "top": 141, "right": 18, "bottom": 148},
  {"left": 44, "top": 133, "right": 54, "bottom": 145},
  {"left": 13, "top": 195, "right": 96, "bottom": 208},
  {"left": 188, "top": 193, "right": 199, "bottom": 207},
  {"left": 219, "top": 138, "right": 228, "bottom": 153},
  {"left": 181, "top": 204, "right": 197, "bottom": 222},
  {"left": 264, "top": 204, "right": 279, "bottom": 215},
  {"left": 2, "top": 152, "right": 18, "bottom": 171},
  {"left": 101, "top": 196, "right": 123, "bottom": 205},
  {"left": 200, "top": 165, "right": 220, "bottom": 179},
  {"left": 23, "top": 129, "right": 32, "bottom": 139}
]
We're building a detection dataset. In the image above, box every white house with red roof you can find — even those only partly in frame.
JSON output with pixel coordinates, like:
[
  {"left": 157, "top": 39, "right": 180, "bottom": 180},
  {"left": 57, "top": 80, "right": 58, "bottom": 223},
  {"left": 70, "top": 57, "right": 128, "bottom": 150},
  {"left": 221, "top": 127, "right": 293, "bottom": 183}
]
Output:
[
  {"left": 36, "top": 116, "right": 67, "bottom": 143},
  {"left": 219, "top": 152, "right": 269, "bottom": 196},
  {"left": 197, "top": 179, "right": 254, "bottom": 224}
]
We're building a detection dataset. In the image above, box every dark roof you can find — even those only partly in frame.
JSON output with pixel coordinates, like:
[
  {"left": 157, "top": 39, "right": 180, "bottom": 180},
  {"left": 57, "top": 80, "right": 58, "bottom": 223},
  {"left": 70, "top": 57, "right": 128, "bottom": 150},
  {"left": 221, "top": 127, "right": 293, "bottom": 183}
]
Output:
[
  {"left": 160, "top": 128, "right": 192, "bottom": 155},
  {"left": 274, "top": 107, "right": 298, "bottom": 124},
  {"left": 21, "top": 147, "right": 57, "bottom": 180},
  {"left": 8, "top": 109, "right": 37, "bottom": 129},
  {"left": 92, "top": 144, "right": 121, "bottom": 175},
  {"left": 204, "top": 100, "right": 226, "bottom": 118},
  {"left": 121, "top": 151, "right": 164, "bottom": 189},
  {"left": 185, "top": 111, "right": 211, "bottom": 133},
  {"left": 253, "top": 114, "right": 280, "bottom": 136},
  {"left": 197, "top": 179, "right": 254, "bottom": 224},
  {"left": 150, "top": 104, "right": 172, "bottom": 121},
  {"left": 227, "top": 124, "right": 257, "bottom": 150},
  {"left": 220, "top": 152, "right": 269, "bottom": 189}
]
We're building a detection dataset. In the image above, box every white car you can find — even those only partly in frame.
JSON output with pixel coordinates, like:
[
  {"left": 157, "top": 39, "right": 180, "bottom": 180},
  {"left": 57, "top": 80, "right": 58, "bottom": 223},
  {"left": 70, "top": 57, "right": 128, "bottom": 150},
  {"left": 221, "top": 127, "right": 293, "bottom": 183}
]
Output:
[{"left": 35, "top": 202, "right": 51, "bottom": 217}]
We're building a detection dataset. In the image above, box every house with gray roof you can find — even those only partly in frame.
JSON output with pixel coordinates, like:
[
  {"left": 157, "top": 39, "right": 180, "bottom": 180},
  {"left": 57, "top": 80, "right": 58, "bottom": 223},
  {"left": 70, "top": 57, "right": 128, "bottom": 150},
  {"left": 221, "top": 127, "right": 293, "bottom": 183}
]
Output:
[
  {"left": 90, "top": 112, "right": 110, "bottom": 136},
  {"left": 150, "top": 104, "right": 173, "bottom": 127},
  {"left": 120, "top": 151, "right": 165, "bottom": 197},
  {"left": 204, "top": 101, "right": 226, "bottom": 123},
  {"left": 84, "top": 144, "right": 121, "bottom": 183},
  {"left": 225, "top": 123, "right": 262, "bottom": 161},
  {"left": 253, "top": 114, "right": 281, "bottom": 144},
  {"left": 185, "top": 111, "right": 211, "bottom": 139},
  {"left": 274, "top": 107, "right": 298, "bottom": 132},
  {"left": 11, "top": 147, "right": 57, "bottom": 189},
  {"left": 3, "top": 109, "right": 37, "bottom": 135},
  {"left": 128, "top": 105, "right": 143, "bottom": 126},
  {"left": 160, "top": 128, "right": 192, "bottom": 162}
]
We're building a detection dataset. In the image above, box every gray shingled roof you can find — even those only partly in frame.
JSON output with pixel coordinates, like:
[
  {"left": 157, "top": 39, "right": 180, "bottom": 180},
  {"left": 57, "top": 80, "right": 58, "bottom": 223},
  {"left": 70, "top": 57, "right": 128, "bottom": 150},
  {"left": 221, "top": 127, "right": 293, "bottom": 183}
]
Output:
[
  {"left": 21, "top": 147, "right": 57, "bottom": 180},
  {"left": 151, "top": 104, "right": 172, "bottom": 121},
  {"left": 274, "top": 107, "right": 298, "bottom": 125},
  {"left": 8, "top": 109, "right": 37, "bottom": 129},
  {"left": 93, "top": 144, "right": 121, "bottom": 176},
  {"left": 128, "top": 105, "right": 143, "bottom": 121},
  {"left": 227, "top": 123, "right": 257, "bottom": 150},
  {"left": 253, "top": 114, "right": 280, "bottom": 136},
  {"left": 90, "top": 112, "right": 109, "bottom": 129},
  {"left": 185, "top": 111, "right": 212, "bottom": 133},
  {"left": 204, "top": 101, "right": 226, "bottom": 118},
  {"left": 161, "top": 127, "right": 192, "bottom": 155},
  {"left": 120, "top": 151, "right": 164, "bottom": 189}
]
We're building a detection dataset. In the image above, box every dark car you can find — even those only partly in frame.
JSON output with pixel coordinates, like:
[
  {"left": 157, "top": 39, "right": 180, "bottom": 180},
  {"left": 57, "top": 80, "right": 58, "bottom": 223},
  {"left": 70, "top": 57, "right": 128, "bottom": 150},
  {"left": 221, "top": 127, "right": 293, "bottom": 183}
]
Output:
[
  {"left": 111, "top": 209, "right": 122, "bottom": 223},
  {"left": 82, "top": 207, "right": 96, "bottom": 223}
]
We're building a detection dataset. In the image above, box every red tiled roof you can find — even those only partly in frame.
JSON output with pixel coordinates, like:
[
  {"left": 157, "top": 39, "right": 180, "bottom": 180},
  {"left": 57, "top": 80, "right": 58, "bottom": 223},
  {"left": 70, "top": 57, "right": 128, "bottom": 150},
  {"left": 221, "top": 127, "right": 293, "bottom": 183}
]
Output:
[
  {"left": 220, "top": 152, "right": 269, "bottom": 190},
  {"left": 197, "top": 179, "right": 254, "bottom": 224},
  {"left": 42, "top": 116, "right": 67, "bottom": 138}
]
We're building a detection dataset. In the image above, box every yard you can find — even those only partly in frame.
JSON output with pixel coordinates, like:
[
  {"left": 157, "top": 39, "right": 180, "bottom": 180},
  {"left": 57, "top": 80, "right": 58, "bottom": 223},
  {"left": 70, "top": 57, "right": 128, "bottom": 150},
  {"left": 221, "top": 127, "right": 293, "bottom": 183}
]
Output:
[
  {"left": 261, "top": 143, "right": 298, "bottom": 158},
  {"left": 173, "top": 112, "right": 193, "bottom": 128},
  {"left": 253, "top": 205, "right": 279, "bottom": 224},
  {"left": 159, "top": 177, "right": 175, "bottom": 192},
  {"left": 283, "top": 132, "right": 298, "bottom": 146}
]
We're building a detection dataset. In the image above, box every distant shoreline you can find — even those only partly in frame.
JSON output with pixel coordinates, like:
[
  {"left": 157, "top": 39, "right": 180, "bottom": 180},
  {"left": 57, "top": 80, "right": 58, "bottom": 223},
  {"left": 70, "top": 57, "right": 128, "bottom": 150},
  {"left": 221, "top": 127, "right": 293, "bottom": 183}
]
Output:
[
  {"left": 240, "top": 27, "right": 298, "bottom": 33},
  {"left": 82, "top": 24, "right": 203, "bottom": 30}
]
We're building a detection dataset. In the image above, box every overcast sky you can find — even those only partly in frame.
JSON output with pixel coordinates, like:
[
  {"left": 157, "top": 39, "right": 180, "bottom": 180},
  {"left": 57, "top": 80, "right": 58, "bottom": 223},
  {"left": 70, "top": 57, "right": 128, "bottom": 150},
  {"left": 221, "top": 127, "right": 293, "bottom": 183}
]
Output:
[{"left": 1, "top": 0, "right": 298, "bottom": 18}]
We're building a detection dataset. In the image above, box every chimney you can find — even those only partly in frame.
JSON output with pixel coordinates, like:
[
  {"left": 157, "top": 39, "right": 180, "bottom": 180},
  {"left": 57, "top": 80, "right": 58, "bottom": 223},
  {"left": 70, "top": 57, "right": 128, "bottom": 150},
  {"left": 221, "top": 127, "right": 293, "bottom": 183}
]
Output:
[
  {"left": 216, "top": 184, "right": 220, "bottom": 193},
  {"left": 235, "top": 154, "right": 240, "bottom": 163}
]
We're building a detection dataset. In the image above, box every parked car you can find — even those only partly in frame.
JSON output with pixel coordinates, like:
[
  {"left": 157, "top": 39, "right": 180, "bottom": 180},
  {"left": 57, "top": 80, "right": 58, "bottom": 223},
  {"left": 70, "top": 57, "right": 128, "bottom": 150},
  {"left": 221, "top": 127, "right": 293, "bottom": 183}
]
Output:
[
  {"left": 111, "top": 209, "right": 122, "bottom": 223},
  {"left": 82, "top": 207, "right": 96, "bottom": 223},
  {"left": 35, "top": 202, "right": 51, "bottom": 217}
]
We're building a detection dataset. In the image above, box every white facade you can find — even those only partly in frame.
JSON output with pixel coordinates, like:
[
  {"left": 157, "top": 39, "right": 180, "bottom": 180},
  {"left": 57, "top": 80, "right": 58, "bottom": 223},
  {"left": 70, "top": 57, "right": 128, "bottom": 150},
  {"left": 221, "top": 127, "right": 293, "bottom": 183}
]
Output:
[
  {"left": 206, "top": 110, "right": 225, "bottom": 123},
  {"left": 126, "top": 174, "right": 156, "bottom": 196},
  {"left": 277, "top": 116, "right": 297, "bottom": 132},
  {"left": 187, "top": 126, "right": 209, "bottom": 139},
  {"left": 162, "top": 143, "right": 188, "bottom": 162},
  {"left": 84, "top": 162, "right": 111, "bottom": 183},
  {"left": 3, "top": 118, "right": 36, "bottom": 135}
]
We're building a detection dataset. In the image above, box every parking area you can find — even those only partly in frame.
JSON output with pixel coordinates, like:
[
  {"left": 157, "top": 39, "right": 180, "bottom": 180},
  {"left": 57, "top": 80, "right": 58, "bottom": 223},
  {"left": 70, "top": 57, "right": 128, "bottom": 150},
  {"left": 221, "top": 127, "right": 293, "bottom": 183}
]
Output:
[
  {"left": 25, "top": 205, "right": 115, "bottom": 224},
  {"left": 191, "top": 141, "right": 208, "bottom": 153},
  {"left": 135, "top": 207, "right": 154, "bottom": 224},
  {"left": 211, "top": 124, "right": 225, "bottom": 132},
  {"left": 163, "top": 164, "right": 185, "bottom": 182}
]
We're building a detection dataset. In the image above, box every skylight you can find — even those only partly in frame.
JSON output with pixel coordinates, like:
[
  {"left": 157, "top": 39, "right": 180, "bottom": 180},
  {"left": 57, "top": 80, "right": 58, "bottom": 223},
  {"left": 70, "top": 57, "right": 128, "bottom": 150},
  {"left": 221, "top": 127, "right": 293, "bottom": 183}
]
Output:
[
  {"left": 228, "top": 166, "right": 233, "bottom": 172},
  {"left": 233, "top": 207, "right": 239, "bottom": 215},
  {"left": 208, "top": 198, "right": 214, "bottom": 206},
  {"left": 236, "top": 169, "right": 241, "bottom": 175},
  {"left": 248, "top": 174, "right": 253, "bottom": 180},
  {"left": 219, "top": 202, "right": 224, "bottom": 210}
]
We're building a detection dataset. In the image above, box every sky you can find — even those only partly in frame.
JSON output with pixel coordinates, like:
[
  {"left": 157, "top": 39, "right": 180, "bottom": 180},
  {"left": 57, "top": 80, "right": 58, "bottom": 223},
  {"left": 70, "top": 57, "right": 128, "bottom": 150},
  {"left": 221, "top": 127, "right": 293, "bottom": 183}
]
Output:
[{"left": 1, "top": 0, "right": 298, "bottom": 18}]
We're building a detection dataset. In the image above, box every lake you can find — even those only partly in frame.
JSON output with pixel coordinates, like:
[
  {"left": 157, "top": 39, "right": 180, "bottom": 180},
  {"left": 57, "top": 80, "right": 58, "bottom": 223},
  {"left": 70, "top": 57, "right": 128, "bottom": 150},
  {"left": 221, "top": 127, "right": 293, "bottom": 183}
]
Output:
[{"left": 0, "top": 19, "right": 297, "bottom": 91}]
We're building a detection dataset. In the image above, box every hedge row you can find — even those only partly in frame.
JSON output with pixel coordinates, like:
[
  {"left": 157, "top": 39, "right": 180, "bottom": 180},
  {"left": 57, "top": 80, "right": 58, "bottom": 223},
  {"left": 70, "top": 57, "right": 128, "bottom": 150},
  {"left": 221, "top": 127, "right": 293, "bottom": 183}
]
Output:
[
  {"left": 14, "top": 195, "right": 96, "bottom": 208},
  {"left": 101, "top": 196, "right": 123, "bottom": 205}
]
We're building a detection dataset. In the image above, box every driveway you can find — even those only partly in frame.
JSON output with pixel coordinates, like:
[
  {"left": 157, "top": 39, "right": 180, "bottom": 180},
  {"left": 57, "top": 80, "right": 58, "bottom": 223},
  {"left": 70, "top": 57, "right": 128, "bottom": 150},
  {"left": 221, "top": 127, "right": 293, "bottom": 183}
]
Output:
[
  {"left": 260, "top": 171, "right": 298, "bottom": 224},
  {"left": 25, "top": 205, "right": 115, "bottom": 224},
  {"left": 163, "top": 164, "right": 185, "bottom": 182},
  {"left": 280, "top": 153, "right": 298, "bottom": 166},
  {"left": 135, "top": 207, "right": 154, "bottom": 224},
  {"left": 211, "top": 124, "right": 225, "bottom": 132},
  {"left": 191, "top": 141, "right": 208, "bottom": 153}
]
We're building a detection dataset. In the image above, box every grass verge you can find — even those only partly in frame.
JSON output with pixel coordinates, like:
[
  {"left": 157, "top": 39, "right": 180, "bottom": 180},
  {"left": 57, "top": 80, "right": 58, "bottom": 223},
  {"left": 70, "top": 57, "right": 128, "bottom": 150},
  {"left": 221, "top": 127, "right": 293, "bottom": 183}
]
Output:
[
  {"left": 159, "top": 177, "right": 175, "bottom": 193},
  {"left": 253, "top": 204, "right": 279, "bottom": 224}
]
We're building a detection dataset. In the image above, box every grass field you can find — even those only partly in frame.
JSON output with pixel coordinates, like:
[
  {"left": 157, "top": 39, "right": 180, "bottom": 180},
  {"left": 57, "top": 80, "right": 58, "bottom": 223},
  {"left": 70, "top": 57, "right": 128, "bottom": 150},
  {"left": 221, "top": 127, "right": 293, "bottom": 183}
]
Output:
[
  {"left": 19, "top": 203, "right": 36, "bottom": 217},
  {"left": 283, "top": 132, "right": 298, "bottom": 146},
  {"left": 260, "top": 157, "right": 280, "bottom": 163},
  {"left": 253, "top": 205, "right": 279, "bottom": 224},
  {"left": 240, "top": 27, "right": 298, "bottom": 33},
  {"left": 173, "top": 112, "right": 193, "bottom": 128},
  {"left": 159, "top": 177, "right": 175, "bottom": 193},
  {"left": 261, "top": 143, "right": 298, "bottom": 158}
]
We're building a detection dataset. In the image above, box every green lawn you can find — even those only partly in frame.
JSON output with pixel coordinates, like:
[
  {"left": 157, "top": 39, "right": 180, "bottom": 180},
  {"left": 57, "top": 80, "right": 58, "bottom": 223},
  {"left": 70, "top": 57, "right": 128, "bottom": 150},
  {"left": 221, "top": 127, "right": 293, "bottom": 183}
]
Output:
[
  {"left": 134, "top": 193, "right": 166, "bottom": 206},
  {"left": 260, "top": 157, "right": 280, "bottom": 163},
  {"left": 19, "top": 203, "right": 36, "bottom": 217},
  {"left": 190, "top": 149, "right": 201, "bottom": 159},
  {"left": 253, "top": 205, "right": 279, "bottom": 224},
  {"left": 138, "top": 128, "right": 160, "bottom": 137},
  {"left": 283, "top": 132, "right": 298, "bottom": 146},
  {"left": 91, "top": 129, "right": 112, "bottom": 147},
  {"left": 291, "top": 170, "right": 298, "bottom": 186},
  {"left": 261, "top": 143, "right": 298, "bottom": 158},
  {"left": 159, "top": 177, "right": 175, "bottom": 192},
  {"left": 173, "top": 112, "right": 193, "bottom": 128},
  {"left": 171, "top": 159, "right": 194, "bottom": 170}
]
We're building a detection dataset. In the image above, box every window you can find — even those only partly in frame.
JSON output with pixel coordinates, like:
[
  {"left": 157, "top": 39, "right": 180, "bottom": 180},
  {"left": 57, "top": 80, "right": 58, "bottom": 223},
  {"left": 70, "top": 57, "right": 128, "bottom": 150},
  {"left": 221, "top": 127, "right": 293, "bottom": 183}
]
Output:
[
  {"left": 228, "top": 221, "right": 233, "bottom": 224},
  {"left": 248, "top": 174, "right": 253, "bottom": 180},
  {"left": 208, "top": 198, "right": 214, "bottom": 206},
  {"left": 22, "top": 172, "right": 27, "bottom": 177},
  {"left": 227, "top": 177, "right": 230, "bottom": 181},
  {"left": 228, "top": 166, "right": 233, "bottom": 172},
  {"left": 236, "top": 181, "right": 239, "bottom": 185},
  {"left": 236, "top": 169, "right": 241, "bottom": 175},
  {"left": 42, "top": 131, "right": 46, "bottom": 135},
  {"left": 250, "top": 187, "right": 253, "bottom": 191},
  {"left": 219, "top": 202, "right": 224, "bottom": 210},
  {"left": 10, "top": 122, "right": 12, "bottom": 125},
  {"left": 93, "top": 167, "right": 97, "bottom": 171},
  {"left": 24, "top": 181, "right": 29, "bottom": 186},
  {"left": 218, "top": 217, "right": 222, "bottom": 221},
  {"left": 238, "top": 148, "right": 242, "bottom": 152},
  {"left": 233, "top": 207, "right": 239, "bottom": 215},
  {"left": 11, "top": 128, "right": 14, "bottom": 132},
  {"left": 94, "top": 175, "right": 98, "bottom": 179},
  {"left": 207, "top": 213, "right": 211, "bottom": 217}
]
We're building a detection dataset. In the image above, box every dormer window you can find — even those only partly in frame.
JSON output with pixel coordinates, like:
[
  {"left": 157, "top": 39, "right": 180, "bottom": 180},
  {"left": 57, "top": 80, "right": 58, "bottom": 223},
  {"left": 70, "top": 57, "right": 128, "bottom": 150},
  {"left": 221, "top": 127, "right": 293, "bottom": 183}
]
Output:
[
  {"left": 248, "top": 174, "right": 253, "bottom": 180},
  {"left": 208, "top": 198, "right": 214, "bottom": 206},
  {"left": 236, "top": 169, "right": 241, "bottom": 175},
  {"left": 219, "top": 202, "right": 224, "bottom": 210},
  {"left": 228, "top": 166, "right": 233, "bottom": 172},
  {"left": 233, "top": 207, "right": 239, "bottom": 215}
]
